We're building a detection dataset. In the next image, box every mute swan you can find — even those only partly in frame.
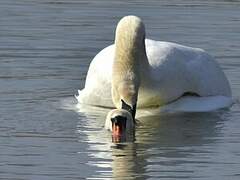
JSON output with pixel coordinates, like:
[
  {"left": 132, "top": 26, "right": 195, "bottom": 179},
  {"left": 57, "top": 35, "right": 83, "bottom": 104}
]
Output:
[{"left": 76, "top": 16, "right": 232, "bottom": 134}]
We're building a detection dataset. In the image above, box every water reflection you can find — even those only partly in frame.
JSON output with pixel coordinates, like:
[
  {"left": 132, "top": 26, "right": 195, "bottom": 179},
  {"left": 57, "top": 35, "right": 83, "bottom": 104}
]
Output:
[
  {"left": 136, "top": 112, "right": 223, "bottom": 146},
  {"left": 111, "top": 143, "right": 148, "bottom": 179},
  {"left": 112, "top": 132, "right": 135, "bottom": 143},
  {"left": 74, "top": 102, "right": 226, "bottom": 179}
]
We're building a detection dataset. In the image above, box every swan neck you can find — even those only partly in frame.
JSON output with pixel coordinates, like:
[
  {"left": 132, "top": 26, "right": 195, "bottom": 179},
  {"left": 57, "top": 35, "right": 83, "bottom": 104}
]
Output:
[{"left": 111, "top": 16, "right": 149, "bottom": 109}]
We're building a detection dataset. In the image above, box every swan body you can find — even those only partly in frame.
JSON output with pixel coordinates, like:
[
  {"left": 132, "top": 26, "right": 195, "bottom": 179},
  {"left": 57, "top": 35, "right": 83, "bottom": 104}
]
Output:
[{"left": 76, "top": 16, "right": 231, "bottom": 112}]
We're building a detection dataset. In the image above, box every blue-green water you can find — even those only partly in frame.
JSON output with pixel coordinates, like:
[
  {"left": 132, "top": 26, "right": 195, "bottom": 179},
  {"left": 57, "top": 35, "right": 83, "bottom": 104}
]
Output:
[{"left": 0, "top": 0, "right": 240, "bottom": 179}]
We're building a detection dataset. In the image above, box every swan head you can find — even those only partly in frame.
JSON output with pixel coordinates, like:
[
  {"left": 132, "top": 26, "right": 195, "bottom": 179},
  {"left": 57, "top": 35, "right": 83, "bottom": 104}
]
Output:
[{"left": 105, "top": 109, "right": 135, "bottom": 142}]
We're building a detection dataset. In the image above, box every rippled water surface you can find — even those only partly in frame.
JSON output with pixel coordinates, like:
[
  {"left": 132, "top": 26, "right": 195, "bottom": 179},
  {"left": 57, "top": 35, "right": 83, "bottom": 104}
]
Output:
[{"left": 0, "top": 0, "right": 240, "bottom": 179}]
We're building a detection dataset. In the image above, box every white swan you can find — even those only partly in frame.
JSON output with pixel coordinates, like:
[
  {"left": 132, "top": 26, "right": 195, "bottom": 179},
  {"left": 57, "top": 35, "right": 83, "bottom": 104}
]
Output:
[{"left": 76, "top": 15, "right": 232, "bottom": 121}]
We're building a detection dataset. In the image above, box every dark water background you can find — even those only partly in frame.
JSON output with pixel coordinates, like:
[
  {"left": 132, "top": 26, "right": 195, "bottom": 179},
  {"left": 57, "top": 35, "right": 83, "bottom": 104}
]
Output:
[{"left": 0, "top": 0, "right": 240, "bottom": 179}]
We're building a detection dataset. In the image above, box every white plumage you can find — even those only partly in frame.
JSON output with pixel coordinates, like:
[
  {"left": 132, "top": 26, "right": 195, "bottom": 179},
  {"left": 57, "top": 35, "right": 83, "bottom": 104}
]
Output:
[{"left": 76, "top": 16, "right": 232, "bottom": 112}]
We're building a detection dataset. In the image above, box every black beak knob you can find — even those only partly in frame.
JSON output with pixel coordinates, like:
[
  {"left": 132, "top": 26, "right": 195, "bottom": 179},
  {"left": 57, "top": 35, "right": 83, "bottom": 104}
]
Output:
[{"left": 111, "top": 115, "right": 127, "bottom": 126}]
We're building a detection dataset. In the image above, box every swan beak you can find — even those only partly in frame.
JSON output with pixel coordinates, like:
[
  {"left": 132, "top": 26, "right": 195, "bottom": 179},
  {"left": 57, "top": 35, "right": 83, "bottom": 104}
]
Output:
[
  {"left": 111, "top": 115, "right": 127, "bottom": 137},
  {"left": 121, "top": 99, "right": 136, "bottom": 120}
]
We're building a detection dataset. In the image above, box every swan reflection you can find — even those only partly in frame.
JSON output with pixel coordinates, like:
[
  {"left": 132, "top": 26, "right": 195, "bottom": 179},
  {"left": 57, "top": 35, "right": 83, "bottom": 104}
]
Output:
[{"left": 73, "top": 102, "right": 226, "bottom": 179}]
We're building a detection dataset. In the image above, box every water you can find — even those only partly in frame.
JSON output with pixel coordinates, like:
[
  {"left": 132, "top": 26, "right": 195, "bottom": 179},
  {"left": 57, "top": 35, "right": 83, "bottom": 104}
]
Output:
[{"left": 0, "top": 0, "right": 240, "bottom": 179}]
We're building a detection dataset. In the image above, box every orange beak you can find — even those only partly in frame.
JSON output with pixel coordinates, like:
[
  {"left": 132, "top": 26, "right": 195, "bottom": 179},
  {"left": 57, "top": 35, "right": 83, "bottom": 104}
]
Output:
[
  {"left": 112, "top": 123, "right": 126, "bottom": 143},
  {"left": 111, "top": 115, "right": 127, "bottom": 142},
  {"left": 112, "top": 123, "right": 124, "bottom": 136}
]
